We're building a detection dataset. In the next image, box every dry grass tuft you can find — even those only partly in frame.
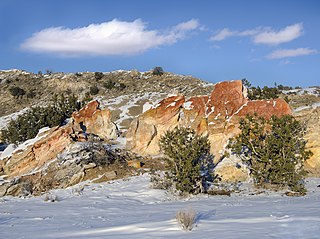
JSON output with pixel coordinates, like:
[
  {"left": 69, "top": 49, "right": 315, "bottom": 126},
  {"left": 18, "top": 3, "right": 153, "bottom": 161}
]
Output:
[{"left": 176, "top": 206, "right": 197, "bottom": 231}]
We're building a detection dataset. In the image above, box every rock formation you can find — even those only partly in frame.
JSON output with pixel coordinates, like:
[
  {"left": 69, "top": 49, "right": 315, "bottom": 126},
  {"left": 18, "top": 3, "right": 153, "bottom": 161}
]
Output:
[
  {"left": 72, "top": 100, "right": 118, "bottom": 140},
  {"left": 295, "top": 108, "right": 320, "bottom": 176},
  {"left": 0, "top": 100, "right": 118, "bottom": 183},
  {"left": 127, "top": 80, "right": 292, "bottom": 161}
]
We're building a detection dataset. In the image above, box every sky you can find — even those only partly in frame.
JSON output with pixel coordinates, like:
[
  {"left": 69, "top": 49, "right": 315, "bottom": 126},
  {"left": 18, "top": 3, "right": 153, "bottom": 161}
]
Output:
[{"left": 0, "top": 0, "right": 319, "bottom": 87}]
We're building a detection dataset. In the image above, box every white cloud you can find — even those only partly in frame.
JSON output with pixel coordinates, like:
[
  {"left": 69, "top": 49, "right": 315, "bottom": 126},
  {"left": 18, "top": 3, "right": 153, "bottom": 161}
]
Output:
[
  {"left": 21, "top": 19, "right": 200, "bottom": 57},
  {"left": 253, "top": 23, "right": 303, "bottom": 45},
  {"left": 210, "top": 23, "right": 303, "bottom": 45},
  {"left": 267, "top": 48, "right": 317, "bottom": 59},
  {"left": 210, "top": 28, "right": 237, "bottom": 41}
]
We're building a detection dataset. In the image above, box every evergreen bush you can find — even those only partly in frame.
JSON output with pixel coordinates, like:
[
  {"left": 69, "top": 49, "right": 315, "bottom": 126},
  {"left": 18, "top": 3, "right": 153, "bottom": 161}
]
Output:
[
  {"left": 94, "top": 72, "right": 104, "bottom": 81},
  {"left": 228, "top": 114, "right": 312, "bottom": 193},
  {"left": 90, "top": 85, "right": 99, "bottom": 95},
  {"left": 242, "top": 79, "right": 280, "bottom": 100},
  {"left": 152, "top": 66, "right": 164, "bottom": 76},
  {"left": 159, "top": 127, "right": 214, "bottom": 195},
  {"left": 103, "top": 79, "right": 116, "bottom": 90},
  {"left": 1, "top": 94, "right": 83, "bottom": 144},
  {"left": 9, "top": 86, "right": 26, "bottom": 98}
]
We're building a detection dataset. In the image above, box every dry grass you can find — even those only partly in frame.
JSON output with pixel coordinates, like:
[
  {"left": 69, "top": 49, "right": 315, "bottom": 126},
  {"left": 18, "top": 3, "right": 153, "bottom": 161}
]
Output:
[
  {"left": 176, "top": 206, "right": 197, "bottom": 231},
  {"left": 43, "top": 193, "right": 59, "bottom": 202}
]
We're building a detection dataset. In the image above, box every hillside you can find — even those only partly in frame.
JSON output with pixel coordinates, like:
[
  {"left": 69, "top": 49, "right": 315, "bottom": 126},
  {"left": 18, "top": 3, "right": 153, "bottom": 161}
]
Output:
[
  {"left": 0, "top": 69, "right": 214, "bottom": 118},
  {"left": 0, "top": 70, "right": 319, "bottom": 197}
]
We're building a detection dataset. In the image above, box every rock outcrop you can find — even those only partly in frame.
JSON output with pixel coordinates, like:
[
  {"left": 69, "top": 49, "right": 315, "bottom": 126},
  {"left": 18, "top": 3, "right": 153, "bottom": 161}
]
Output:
[
  {"left": 0, "top": 100, "right": 117, "bottom": 179},
  {"left": 72, "top": 100, "right": 118, "bottom": 140},
  {"left": 295, "top": 108, "right": 320, "bottom": 176},
  {"left": 127, "top": 80, "right": 292, "bottom": 162}
]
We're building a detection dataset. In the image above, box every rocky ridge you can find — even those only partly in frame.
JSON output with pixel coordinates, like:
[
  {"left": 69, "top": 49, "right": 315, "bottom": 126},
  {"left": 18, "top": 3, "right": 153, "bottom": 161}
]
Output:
[{"left": 0, "top": 69, "right": 319, "bottom": 196}]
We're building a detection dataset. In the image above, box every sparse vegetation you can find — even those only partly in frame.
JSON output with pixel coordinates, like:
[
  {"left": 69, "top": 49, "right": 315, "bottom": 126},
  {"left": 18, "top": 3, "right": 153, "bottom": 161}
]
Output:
[
  {"left": 176, "top": 206, "right": 197, "bottom": 231},
  {"left": 9, "top": 86, "right": 26, "bottom": 98},
  {"left": 1, "top": 94, "right": 83, "bottom": 144},
  {"left": 43, "top": 193, "right": 59, "bottom": 202},
  {"left": 159, "top": 127, "right": 214, "bottom": 195},
  {"left": 103, "top": 79, "right": 116, "bottom": 90},
  {"left": 228, "top": 114, "right": 313, "bottom": 194},
  {"left": 90, "top": 85, "right": 99, "bottom": 95}
]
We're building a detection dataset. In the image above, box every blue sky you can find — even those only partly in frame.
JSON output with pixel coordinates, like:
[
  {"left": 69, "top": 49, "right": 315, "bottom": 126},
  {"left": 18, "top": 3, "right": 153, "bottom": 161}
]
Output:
[{"left": 0, "top": 0, "right": 319, "bottom": 87}]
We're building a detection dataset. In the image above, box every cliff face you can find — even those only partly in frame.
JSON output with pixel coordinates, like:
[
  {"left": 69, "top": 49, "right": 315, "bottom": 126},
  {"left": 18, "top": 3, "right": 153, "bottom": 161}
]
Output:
[{"left": 126, "top": 80, "right": 292, "bottom": 162}]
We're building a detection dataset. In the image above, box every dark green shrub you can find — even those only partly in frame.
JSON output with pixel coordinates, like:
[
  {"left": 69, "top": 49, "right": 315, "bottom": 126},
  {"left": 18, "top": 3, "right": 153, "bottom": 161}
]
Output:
[
  {"left": 94, "top": 72, "right": 104, "bottom": 81},
  {"left": 45, "top": 69, "right": 53, "bottom": 75},
  {"left": 26, "top": 90, "right": 36, "bottom": 99},
  {"left": 159, "top": 127, "right": 214, "bottom": 195},
  {"left": 9, "top": 86, "right": 26, "bottom": 98},
  {"left": 242, "top": 79, "right": 280, "bottom": 100},
  {"left": 152, "top": 66, "right": 164, "bottom": 76},
  {"left": 228, "top": 114, "right": 312, "bottom": 193},
  {"left": 118, "top": 83, "right": 126, "bottom": 91},
  {"left": 1, "top": 94, "right": 83, "bottom": 144},
  {"left": 90, "top": 85, "right": 99, "bottom": 95},
  {"left": 103, "top": 80, "right": 116, "bottom": 90}
]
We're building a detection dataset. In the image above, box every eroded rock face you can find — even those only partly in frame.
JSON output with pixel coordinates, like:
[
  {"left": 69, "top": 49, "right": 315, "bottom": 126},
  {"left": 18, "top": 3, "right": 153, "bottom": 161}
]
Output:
[
  {"left": 0, "top": 101, "right": 118, "bottom": 179},
  {"left": 295, "top": 108, "right": 320, "bottom": 176},
  {"left": 126, "top": 80, "right": 292, "bottom": 162},
  {"left": 72, "top": 100, "right": 118, "bottom": 140}
]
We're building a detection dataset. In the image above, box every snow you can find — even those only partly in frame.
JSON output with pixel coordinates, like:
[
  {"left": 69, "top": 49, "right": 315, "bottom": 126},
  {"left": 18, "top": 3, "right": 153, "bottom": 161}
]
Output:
[
  {"left": 99, "top": 92, "right": 167, "bottom": 122},
  {"left": 183, "top": 101, "right": 194, "bottom": 110},
  {"left": 142, "top": 102, "right": 154, "bottom": 113},
  {"left": 294, "top": 102, "right": 320, "bottom": 112},
  {"left": 166, "top": 102, "right": 176, "bottom": 108},
  {"left": 0, "top": 174, "right": 320, "bottom": 239},
  {"left": 282, "top": 87, "right": 319, "bottom": 96},
  {"left": 205, "top": 106, "right": 215, "bottom": 118},
  {"left": 0, "top": 108, "right": 29, "bottom": 130}
]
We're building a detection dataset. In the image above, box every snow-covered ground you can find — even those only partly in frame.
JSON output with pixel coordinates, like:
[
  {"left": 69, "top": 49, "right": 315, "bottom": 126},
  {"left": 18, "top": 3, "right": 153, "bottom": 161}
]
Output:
[{"left": 0, "top": 174, "right": 319, "bottom": 239}]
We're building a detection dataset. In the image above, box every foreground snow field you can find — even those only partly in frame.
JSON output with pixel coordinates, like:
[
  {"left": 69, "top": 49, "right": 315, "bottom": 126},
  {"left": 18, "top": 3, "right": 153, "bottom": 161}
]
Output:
[{"left": 0, "top": 174, "right": 320, "bottom": 239}]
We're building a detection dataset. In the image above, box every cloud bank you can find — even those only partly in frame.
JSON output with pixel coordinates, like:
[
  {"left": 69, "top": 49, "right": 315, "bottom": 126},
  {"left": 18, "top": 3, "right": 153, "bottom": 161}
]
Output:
[
  {"left": 210, "top": 23, "right": 303, "bottom": 45},
  {"left": 21, "top": 19, "right": 199, "bottom": 57},
  {"left": 267, "top": 48, "right": 317, "bottom": 59}
]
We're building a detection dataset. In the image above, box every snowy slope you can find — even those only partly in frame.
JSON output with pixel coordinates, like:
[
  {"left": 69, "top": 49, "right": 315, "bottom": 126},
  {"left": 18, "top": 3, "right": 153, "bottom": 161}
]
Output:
[{"left": 0, "top": 174, "right": 320, "bottom": 239}]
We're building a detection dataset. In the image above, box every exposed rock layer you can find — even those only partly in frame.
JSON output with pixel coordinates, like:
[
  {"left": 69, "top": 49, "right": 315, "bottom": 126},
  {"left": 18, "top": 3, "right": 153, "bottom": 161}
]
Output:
[
  {"left": 127, "top": 80, "right": 292, "bottom": 162},
  {"left": 0, "top": 101, "right": 117, "bottom": 178}
]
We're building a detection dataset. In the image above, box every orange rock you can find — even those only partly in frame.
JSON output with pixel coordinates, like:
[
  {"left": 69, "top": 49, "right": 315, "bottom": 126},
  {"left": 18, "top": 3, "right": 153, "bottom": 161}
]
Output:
[
  {"left": 127, "top": 160, "right": 142, "bottom": 169},
  {"left": 126, "top": 80, "right": 292, "bottom": 161},
  {"left": 72, "top": 100, "right": 118, "bottom": 140},
  {"left": 2, "top": 100, "right": 118, "bottom": 178}
]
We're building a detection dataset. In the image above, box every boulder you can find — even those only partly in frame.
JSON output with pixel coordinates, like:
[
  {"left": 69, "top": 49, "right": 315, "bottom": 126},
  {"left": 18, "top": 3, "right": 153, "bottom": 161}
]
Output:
[
  {"left": 214, "top": 155, "right": 250, "bottom": 183},
  {"left": 72, "top": 100, "right": 118, "bottom": 140}
]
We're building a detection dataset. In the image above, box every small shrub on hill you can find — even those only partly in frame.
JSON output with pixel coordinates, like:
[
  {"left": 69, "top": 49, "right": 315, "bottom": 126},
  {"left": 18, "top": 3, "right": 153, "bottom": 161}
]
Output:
[
  {"left": 103, "top": 79, "right": 116, "bottom": 90},
  {"left": 90, "top": 85, "right": 99, "bottom": 95},
  {"left": 9, "top": 86, "right": 26, "bottom": 98},
  {"left": 94, "top": 72, "right": 104, "bottom": 81},
  {"left": 152, "top": 66, "right": 164, "bottom": 76},
  {"left": 228, "top": 114, "right": 312, "bottom": 194}
]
